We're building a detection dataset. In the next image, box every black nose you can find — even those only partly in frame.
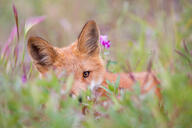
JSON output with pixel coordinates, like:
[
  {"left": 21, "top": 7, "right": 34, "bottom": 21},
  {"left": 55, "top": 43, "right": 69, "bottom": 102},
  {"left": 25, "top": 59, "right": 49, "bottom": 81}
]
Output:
[
  {"left": 69, "top": 93, "right": 73, "bottom": 97},
  {"left": 78, "top": 96, "right": 82, "bottom": 103}
]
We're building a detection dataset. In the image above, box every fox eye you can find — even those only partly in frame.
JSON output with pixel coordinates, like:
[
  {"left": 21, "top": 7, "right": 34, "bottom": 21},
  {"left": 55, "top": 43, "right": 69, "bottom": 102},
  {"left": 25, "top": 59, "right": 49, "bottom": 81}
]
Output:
[{"left": 83, "top": 71, "right": 90, "bottom": 78}]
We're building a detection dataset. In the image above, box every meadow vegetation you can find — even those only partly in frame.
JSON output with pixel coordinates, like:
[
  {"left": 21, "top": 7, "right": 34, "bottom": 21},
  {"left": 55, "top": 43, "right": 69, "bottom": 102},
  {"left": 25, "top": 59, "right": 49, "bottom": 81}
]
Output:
[{"left": 0, "top": 0, "right": 192, "bottom": 127}]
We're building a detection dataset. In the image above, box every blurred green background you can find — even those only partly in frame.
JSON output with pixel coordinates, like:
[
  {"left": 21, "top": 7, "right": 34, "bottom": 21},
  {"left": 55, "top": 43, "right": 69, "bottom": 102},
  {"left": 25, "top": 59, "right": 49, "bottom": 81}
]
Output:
[{"left": 0, "top": 0, "right": 192, "bottom": 128}]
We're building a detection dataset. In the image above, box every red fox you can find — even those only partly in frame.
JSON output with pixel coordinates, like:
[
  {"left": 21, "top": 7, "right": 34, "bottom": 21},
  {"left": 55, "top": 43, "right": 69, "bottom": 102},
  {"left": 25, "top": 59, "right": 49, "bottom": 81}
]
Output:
[{"left": 27, "top": 20, "right": 162, "bottom": 100}]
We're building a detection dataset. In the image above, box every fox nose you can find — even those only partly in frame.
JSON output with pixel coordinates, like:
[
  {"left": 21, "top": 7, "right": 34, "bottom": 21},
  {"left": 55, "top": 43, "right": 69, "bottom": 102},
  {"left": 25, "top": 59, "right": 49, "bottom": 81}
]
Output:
[
  {"left": 69, "top": 92, "right": 73, "bottom": 97},
  {"left": 69, "top": 93, "right": 83, "bottom": 103},
  {"left": 78, "top": 96, "right": 83, "bottom": 103},
  {"left": 69, "top": 92, "right": 76, "bottom": 98}
]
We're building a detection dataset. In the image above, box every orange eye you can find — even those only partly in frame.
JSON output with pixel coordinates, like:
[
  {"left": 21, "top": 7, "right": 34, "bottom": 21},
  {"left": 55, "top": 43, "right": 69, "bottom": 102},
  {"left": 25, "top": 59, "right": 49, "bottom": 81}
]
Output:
[{"left": 83, "top": 71, "right": 90, "bottom": 78}]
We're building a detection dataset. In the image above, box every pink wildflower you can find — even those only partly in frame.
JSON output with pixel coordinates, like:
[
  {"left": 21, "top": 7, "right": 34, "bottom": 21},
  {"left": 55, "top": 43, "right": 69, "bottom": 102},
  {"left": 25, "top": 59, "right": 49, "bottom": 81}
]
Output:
[
  {"left": 1, "top": 26, "right": 17, "bottom": 57},
  {"left": 12, "top": 4, "right": 19, "bottom": 40},
  {"left": 25, "top": 16, "right": 46, "bottom": 34},
  {"left": 100, "top": 35, "right": 111, "bottom": 49}
]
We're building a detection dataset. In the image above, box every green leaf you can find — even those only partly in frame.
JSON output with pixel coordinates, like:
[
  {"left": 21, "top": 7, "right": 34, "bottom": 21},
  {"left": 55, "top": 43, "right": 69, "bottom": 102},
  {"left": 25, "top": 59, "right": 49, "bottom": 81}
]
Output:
[{"left": 100, "top": 86, "right": 113, "bottom": 95}]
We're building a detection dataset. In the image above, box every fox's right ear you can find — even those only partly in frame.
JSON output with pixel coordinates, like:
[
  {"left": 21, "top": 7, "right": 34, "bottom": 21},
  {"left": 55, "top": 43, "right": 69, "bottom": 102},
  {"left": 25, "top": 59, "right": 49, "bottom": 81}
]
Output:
[
  {"left": 77, "top": 20, "right": 100, "bottom": 56},
  {"left": 27, "top": 36, "right": 57, "bottom": 73}
]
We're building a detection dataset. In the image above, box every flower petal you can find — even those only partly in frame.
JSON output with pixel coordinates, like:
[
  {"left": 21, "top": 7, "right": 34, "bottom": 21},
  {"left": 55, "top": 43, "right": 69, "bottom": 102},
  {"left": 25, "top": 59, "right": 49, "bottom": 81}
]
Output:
[
  {"left": 22, "top": 74, "right": 27, "bottom": 83},
  {"left": 12, "top": 4, "right": 19, "bottom": 40},
  {"left": 1, "top": 26, "right": 17, "bottom": 56},
  {"left": 24, "top": 16, "right": 46, "bottom": 35},
  {"left": 100, "top": 35, "right": 108, "bottom": 42}
]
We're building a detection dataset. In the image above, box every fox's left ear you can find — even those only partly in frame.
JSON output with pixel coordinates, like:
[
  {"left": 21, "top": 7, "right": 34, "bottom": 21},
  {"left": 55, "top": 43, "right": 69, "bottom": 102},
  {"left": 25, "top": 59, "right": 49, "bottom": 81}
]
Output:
[
  {"left": 27, "top": 36, "right": 57, "bottom": 73},
  {"left": 77, "top": 20, "right": 100, "bottom": 56}
]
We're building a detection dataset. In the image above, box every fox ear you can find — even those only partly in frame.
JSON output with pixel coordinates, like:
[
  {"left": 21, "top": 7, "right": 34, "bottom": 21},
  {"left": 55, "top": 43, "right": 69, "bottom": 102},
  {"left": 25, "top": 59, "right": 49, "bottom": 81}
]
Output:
[
  {"left": 27, "top": 36, "right": 57, "bottom": 73},
  {"left": 77, "top": 20, "right": 100, "bottom": 56}
]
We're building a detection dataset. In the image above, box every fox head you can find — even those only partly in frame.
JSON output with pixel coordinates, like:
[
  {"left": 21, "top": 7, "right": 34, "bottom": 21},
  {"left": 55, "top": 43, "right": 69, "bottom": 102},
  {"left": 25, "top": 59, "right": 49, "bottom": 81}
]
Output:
[{"left": 27, "top": 20, "right": 105, "bottom": 95}]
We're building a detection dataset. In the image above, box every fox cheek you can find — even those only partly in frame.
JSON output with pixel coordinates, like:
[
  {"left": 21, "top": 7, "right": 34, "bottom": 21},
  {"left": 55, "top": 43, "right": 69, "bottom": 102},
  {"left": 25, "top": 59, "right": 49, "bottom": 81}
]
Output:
[
  {"left": 77, "top": 20, "right": 100, "bottom": 56},
  {"left": 27, "top": 36, "right": 57, "bottom": 73}
]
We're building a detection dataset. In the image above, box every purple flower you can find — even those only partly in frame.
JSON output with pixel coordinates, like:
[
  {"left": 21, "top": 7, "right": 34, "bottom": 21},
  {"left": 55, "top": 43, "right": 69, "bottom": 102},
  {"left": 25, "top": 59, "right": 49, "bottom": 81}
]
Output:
[
  {"left": 1, "top": 26, "right": 17, "bottom": 57},
  {"left": 22, "top": 64, "right": 28, "bottom": 83},
  {"left": 22, "top": 74, "right": 27, "bottom": 83},
  {"left": 190, "top": 50, "right": 192, "bottom": 56},
  {"left": 100, "top": 35, "right": 111, "bottom": 49},
  {"left": 12, "top": 4, "right": 19, "bottom": 40},
  {"left": 12, "top": 4, "right": 18, "bottom": 18},
  {"left": 7, "top": 26, "right": 17, "bottom": 44},
  {"left": 24, "top": 16, "right": 46, "bottom": 35}
]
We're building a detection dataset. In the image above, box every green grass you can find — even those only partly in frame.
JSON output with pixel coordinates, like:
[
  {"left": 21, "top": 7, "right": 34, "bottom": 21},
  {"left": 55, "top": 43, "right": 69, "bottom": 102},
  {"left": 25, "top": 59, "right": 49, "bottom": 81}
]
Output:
[{"left": 0, "top": 0, "right": 192, "bottom": 127}]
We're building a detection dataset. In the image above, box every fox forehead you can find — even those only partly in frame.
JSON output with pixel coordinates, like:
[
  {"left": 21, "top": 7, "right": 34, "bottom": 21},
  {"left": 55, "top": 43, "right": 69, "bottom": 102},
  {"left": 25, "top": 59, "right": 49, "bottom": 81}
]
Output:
[{"left": 53, "top": 42, "right": 104, "bottom": 72}]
